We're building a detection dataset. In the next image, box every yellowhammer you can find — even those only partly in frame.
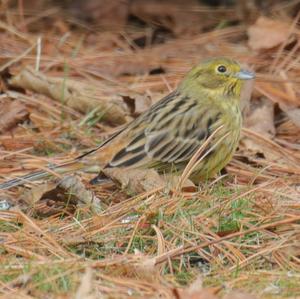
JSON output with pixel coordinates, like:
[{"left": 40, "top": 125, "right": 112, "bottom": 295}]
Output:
[{"left": 0, "top": 57, "right": 254, "bottom": 190}]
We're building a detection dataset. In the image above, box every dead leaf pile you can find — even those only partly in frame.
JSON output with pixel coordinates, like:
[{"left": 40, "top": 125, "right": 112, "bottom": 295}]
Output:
[
  {"left": 0, "top": 97, "right": 29, "bottom": 133},
  {"left": 247, "top": 16, "right": 292, "bottom": 50}
]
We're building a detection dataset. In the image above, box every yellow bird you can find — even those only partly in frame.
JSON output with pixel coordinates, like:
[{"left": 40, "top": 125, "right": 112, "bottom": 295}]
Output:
[{"left": 0, "top": 57, "right": 254, "bottom": 190}]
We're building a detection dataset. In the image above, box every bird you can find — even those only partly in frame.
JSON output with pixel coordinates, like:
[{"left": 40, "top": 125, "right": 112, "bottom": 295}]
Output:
[{"left": 0, "top": 57, "right": 254, "bottom": 190}]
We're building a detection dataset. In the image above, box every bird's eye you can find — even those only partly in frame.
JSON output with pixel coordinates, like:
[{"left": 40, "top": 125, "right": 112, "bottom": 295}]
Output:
[{"left": 217, "top": 65, "right": 227, "bottom": 73}]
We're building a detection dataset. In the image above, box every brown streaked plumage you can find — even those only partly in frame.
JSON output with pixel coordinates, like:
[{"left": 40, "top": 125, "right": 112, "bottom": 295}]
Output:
[{"left": 0, "top": 57, "right": 254, "bottom": 190}]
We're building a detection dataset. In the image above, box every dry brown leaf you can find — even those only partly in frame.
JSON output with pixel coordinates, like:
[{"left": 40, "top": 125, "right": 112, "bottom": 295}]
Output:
[
  {"left": 132, "top": 249, "right": 158, "bottom": 281},
  {"left": 223, "top": 291, "right": 258, "bottom": 299},
  {"left": 22, "top": 181, "right": 57, "bottom": 205},
  {"left": 119, "top": 93, "right": 152, "bottom": 116},
  {"left": 0, "top": 98, "right": 29, "bottom": 133},
  {"left": 244, "top": 97, "right": 275, "bottom": 138},
  {"left": 131, "top": 0, "right": 201, "bottom": 36},
  {"left": 1, "top": 273, "right": 32, "bottom": 290},
  {"left": 247, "top": 16, "right": 291, "bottom": 50},
  {"left": 284, "top": 108, "right": 300, "bottom": 128},
  {"left": 13, "top": 0, "right": 48, "bottom": 11},
  {"left": 163, "top": 174, "right": 196, "bottom": 192},
  {"left": 256, "top": 81, "right": 298, "bottom": 109},
  {"left": 98, "top": 169, "right": 196, "bottom": 194},
  {"left": 277, "top": 70, "right": 300, "bottom": 128},
  {"left": 44, "top": 175, "right": 101, "bottom": 208},
  {"left": 9, "top": 67, "right": 128, "bottom": 125},
  {"left": 242, "top": 97, "right": 277, "bottom": 159},
  {"left": 174, "top": 277, "right": 221, "bottom": 299},
  {"left": 130, "top": 0, "right": 232, "bottom": 36},
  {"left": 70, "top": 0, "right": 129, "bottom": 30},
  {"left": 1, "top": 136, "right": 36, "bottom": 151},
  {"left": 22, "top": 175, "right": 101, "bottom": 211},
  {"left": 103, "top": 168, "right": 165, "bottom": 194},
  {"left": 174, "top": 288, "right": 220, "bottom": 299},
  {"left": 255, "top": 77, "right": 300, "bottom": 129},
  {"left": 75, "top": 268, "right": 98, "bottom": 299}
]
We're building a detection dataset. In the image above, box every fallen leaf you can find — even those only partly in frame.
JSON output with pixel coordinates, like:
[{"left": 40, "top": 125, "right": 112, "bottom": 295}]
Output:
[
  {"left": 174, "top": 276, "right": 221, "bottom": 299},
  {"left": 284, "top": 108, "right": 300, "bottom": 128},
  {"left": 244, "top": 97, "right": 275, "bottom": 137},
  {"left": 22, "top": 175, "right": 101, "bottom": 212},
  {"left": 131, "top": 0, "right": 199, "bottom": 36},
  {"left": 4, "top": 273, "right": 32, "bottom": 289},
  {"left": 223, "top": 291, "right": 258, "bottom": 299},
  {"left": 15, "top": 0, "right": 48, "bottom": 11},
  {"left": 43, "top": 175, "right": 101, "bottom": 208},
  {"left": 70, "top": 0, "right": 129, "bottom": 30},
  {"left": 0, "top": 98, "right": 29, "bottom": 133},
  {"left": 119, "top": 93, "right": 152, "bottom": 116},
  {"left": 248, "top": 16, "right": 291, "bottom": 50},
  {"left": 22, "top": 181, "right": 56, "bottom": 205},
  {"left": 1, "top": 136, "right": 36, "bottom": 151},
  {"left": 103, "top": 168, "right": 165, "bottom": 194},
  {"left": 130, "top": 0, "right": 233, "bottom": 36},
  {"left": 242, "top": 98, "right": 279, "bottom": 161},
  {"left": 9, "top": 67, "right": 128, "bottom": 125},
  {"left": 133, "top": 250, "right": 158, "bottom": 281},
  {"left": 164, "top": 174, "right": 197, "bottom": 192},
  {"left": 255, "top": 72, "right": 300, "bottom": 128},
  {"left": 75, "top": 268, "right": 98, "bottom": 299},
  {"left": 277, "top": 70, "right": 300, "bottom": 128}
]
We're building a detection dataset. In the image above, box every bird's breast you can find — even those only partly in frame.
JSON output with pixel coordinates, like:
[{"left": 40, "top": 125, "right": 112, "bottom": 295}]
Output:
[{"left": 190, "top": 103, "right": 242, "bottom": 181}]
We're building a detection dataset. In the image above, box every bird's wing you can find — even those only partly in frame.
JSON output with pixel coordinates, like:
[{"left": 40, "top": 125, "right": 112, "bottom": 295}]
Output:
[{"left": 106, "top": 91, "right": 222, "bottom": 169}]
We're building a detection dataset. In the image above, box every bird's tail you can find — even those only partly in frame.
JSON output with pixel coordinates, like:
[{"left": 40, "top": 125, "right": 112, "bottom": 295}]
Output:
[{"left": 0, "top": 160, "right": 85, "bottom": 190}]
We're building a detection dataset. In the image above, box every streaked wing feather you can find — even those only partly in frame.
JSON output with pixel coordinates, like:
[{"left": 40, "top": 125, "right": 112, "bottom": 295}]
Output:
[
  {"left": 145, "top": 127, "right": 206, "bottom": 164},
  {"left": 107, "top": 91, "right": 220, "bottom": 169}
]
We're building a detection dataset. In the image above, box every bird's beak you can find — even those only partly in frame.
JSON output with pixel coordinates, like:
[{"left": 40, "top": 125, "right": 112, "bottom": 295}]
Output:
[{"left": 234, "top": 70, "right": 255, "bottom": 80}]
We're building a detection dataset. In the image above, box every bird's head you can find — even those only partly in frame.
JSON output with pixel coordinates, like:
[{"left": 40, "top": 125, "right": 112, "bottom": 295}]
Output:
[{"left": 180, "top": 57, "right": 255, "bottom": 98}]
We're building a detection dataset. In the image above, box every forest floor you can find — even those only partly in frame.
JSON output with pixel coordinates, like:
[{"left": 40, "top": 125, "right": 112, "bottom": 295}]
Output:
[{"left": 0, "top": 1, "right": 300, "bottom": 298}]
